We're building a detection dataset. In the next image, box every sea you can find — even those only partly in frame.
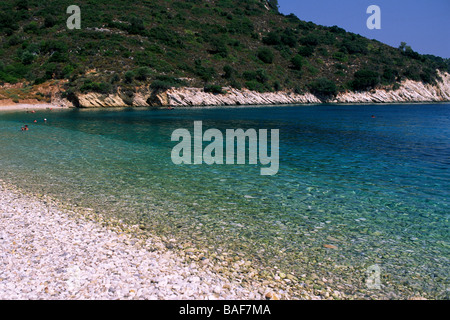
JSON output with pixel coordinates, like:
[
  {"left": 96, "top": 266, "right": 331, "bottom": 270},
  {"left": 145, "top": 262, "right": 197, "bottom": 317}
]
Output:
[{"left": 0, "top": 103, "right": 448, "bottom": 299}]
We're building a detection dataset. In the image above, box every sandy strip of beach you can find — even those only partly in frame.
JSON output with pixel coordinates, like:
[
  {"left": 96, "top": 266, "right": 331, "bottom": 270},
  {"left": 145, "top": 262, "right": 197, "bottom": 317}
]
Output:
[
  {"left": 0, "top": 103, "right": 68, "bottom": 112},
  {"left": 0, "top": 181, "right": 310, "bottom": 300}
]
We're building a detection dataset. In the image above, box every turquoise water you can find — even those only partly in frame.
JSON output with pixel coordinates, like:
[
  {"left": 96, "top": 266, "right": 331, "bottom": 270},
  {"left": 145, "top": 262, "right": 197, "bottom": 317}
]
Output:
[{"left": 0, "top": 104, "right": 449, "bottom": 298}]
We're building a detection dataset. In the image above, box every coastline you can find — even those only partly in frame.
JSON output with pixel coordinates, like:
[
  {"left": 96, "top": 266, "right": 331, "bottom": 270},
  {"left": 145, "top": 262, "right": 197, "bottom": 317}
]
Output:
[
  {"left": 0, "top": 103, "right": 69, "bottom": 112},
  {"left": 0, "top": 70, "right": 449, "bottom": 111},
  {"left": 0, "top": 100, "right": 449, "bottom": 114},
  {"left": 70, "top": 70, "right": 450, "bottom": 108},
  {"left": 0, "top": 180, "right": 322, "bottom": 300}
]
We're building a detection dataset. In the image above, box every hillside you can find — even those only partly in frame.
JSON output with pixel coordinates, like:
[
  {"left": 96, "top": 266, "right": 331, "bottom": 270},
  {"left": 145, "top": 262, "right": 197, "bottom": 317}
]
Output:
[{"left": 0, "top": 0, "right": 449, "bottom": 105}]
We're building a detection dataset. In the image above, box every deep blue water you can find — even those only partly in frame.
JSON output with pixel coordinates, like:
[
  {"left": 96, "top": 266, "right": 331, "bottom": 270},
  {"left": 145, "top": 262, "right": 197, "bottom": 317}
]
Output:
[{"left": 0, "top": 103, "right": 448, "bottom": 298}]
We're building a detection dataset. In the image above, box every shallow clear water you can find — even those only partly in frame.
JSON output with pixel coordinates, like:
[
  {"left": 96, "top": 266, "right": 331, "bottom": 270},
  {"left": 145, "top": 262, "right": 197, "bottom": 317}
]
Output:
[{"left": 0, "top": 104, "right": 449, "bottom": 298}]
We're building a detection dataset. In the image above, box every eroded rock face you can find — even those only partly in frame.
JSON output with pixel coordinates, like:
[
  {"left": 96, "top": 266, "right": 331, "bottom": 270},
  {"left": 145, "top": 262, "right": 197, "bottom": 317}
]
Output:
[
  {"left": 74, "top": 71, "right": 450, "bottom": 108},
  {"left": 74, "top": 87, "right": 170, "bottom": 108},
  {"left": 165, "top": 87, "right": 322, "bottom": 106},
  {"left": 333, "top": 71, "right": 450, "bottom": 103}
]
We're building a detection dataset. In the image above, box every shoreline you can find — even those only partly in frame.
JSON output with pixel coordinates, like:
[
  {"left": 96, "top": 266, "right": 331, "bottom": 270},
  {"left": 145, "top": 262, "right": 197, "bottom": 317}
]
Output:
[
  {"left": 0, "top": 103, "right": 69, "bottom": 112},
  {"left": 0, "top": 100, "right": 448, "bottom": 113},
  {"left": 0, "top": 71, "right": 449, "bottom": 110},
  {"left": 0, "top": 180, "right": 322, "bottom": 300}
]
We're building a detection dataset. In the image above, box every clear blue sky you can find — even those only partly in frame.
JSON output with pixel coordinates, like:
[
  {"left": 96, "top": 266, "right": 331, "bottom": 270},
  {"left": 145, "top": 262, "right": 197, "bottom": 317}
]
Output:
[{"left": 278, "top": 0, "right": 450, "bottom": 58}]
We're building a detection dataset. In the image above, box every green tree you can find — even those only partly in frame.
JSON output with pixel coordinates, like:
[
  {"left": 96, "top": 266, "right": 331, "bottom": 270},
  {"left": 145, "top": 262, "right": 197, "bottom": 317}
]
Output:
[
  {"left": 291, "top": 55, "right": 303, "bottom": 70},
  {"left": 194, "top": 60, "right": 216, "bottom": 83},
  {"left": 309, "top": 78, "right": 337, "bottom": 97},
  {"left": 44, "top": 15, "right": 57, "bottom": 28},
  {"left": 135, "top": 67, "right": 152, "bottom": 81},
  {"left": 298, "top": 46, "right": 314, "bottom": 57},
  {"left": 262, "top": 31, "right": 281, "bottom": 46},
  {"left": 15, "top": 0, "right": 28, "bottom": 11},
  {"left": 124, "top": 70, "right": 135, "bottom": 83},
  {"left": 257, "top": 47, "right": 274, "bottom": 64},
  {"left": 20, "top": 51, "right": 34, "bottom": 65},
  {"left": 204, "top": 84, "right": 224, "bottom": 94},
  {"left": 129, "top": 17, "right": 146, "bottom": 35},
  {"left": 223, "top": 65, "right": 236, "bottom": 79},
  {"left": 350, "top": 70, "right": 380, "bottom": 91},
  {"left": 267, "top": 0, "right": 279, "bottom": 12}
]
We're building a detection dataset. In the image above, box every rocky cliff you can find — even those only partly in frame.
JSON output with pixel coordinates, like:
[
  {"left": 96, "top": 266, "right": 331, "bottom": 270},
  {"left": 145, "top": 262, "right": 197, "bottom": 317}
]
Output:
[
  {"left": 332, "top": 71, "right": 450, "bottom": 103},
  {"left": 73, "top": 71, "right": 450, "bottom": 108}
]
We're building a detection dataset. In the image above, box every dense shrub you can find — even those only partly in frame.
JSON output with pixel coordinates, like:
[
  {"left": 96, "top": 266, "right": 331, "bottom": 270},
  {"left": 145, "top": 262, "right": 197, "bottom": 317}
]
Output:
[
  {"left": 299, "top": 34, "right": 319, "bottom": 47},
  {"left": 128, "top": 17, "right": 146, "bottom": 35},
  {"left": 194, "top": 60, "right": 216, "bottom": 82},
  {"left": 350, "top": 70, "right": 380, "bottom": 91},
  {"left": 420, "top": 68, "right": 436, "bottom": 84},
  {"left": 341, "top": 38, "right": 368, "bottom": 55},
  {"left": 298, "top": 46, "right": 314, "bottom": 57},
  {"left": 80, "top": 80, "right": 112, "bottom": 94},
  {"left": 317, "top": 47, "right": 329, "bottom": 56},
  {"left": 7, "top": 35, "right": 23, "bottom": 47},
  {"left": 329, "top": 25, "right": 346, "bottom": 34},
  {"left": 204, "top": 84, "right": 224, "bottom": 94},
  {"left": 124, "top": 70, "right": 135, "bottom": 83},
  {"left": 382, "top": 67, "right": 398, "bottom": 84},
  {"left": 155, "top": 75, "right": 186, "bottom": 86},
  {"left": 404, "top": 67, "right": 421, "bottom": 82},
  {"left": 280, "top": 28, "right": 297, "bottom": 47},
  {"left": 267, "top": 0, "right": 279, "bottom": 12},
  {"left": 40, "top": 40, "right": 68, "bottom": 54},
  {"left": 223, "top": 65, "right": 236, "bottom": 79},
  {"left": 402, "top": 46, "right": 421, "bottom": 60},
  {"left": 44, "top": 15, "right": 57, "bottom": 28},
  {"left": 0, "top": 13, "right": 18, "bottom": 33},
  {"left": 262, "top": 31, "right": 281, "bottom": 46},
  {"left": 245, "top": 80, "right": 268, "bottom": 92},
  {"left": 291, "top": 55, "right": 304, "bottom": 70},
  {"left": 48, "top": 51, "right": 68, "bottom": 63},
  {"left": 257, "top": 47, "right": 274, "bottom": 64},
  {"left": 110, "top": 73, "right": 120, "bottom": 84},
  {"left": 62, "top": 65, "right": 75, "bottom": 79},
  {"left": 150, "top": 80, "right": 173, "bottom": 91},
  {"left": 43, "top": 63, "right": 59, "bottom": 79},
  {"left": 273, "top": 80, "right": 281, "bottom": 91},
  {"left": 309, "top": 78, "right": 337, "bottom": 97},
  {"left": 15, "top": 0, "right": 29, "bottom": 11},
  {"left": 134, "top": 67, "right": 152, "bottom": 81},
  {"left": 207, "top": 37, "right": 228, "bottom": 58},
  {"left": 0, "top": 70, "right": 18, "bottom": 83},
  {"left": 226, "top": 17, "right": 254, "bottom": 35},
  {"left": 24, "top": 22, "right": 39, "bottom": 34},
  {"left": 333, "top": 52, "right": 348, "bottom": 62},
  {"left": 243, "top": 69, "right": 269, "bottom": 84},
  {"left": 20, "top": 51, "right": 34, "bottom": 65},
  {"left": 149, "top": 27, "right": 184, "bottom": 48}
]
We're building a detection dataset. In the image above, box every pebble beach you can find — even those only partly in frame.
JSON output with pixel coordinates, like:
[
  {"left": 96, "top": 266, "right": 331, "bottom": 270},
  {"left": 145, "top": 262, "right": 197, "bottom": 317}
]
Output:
[{"left": 0, "top": 181, "right": 320, "bottom": 300}]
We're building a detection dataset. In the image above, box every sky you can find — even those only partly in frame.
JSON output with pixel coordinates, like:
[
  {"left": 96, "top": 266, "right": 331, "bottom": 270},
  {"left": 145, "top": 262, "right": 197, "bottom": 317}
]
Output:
[{"left": 278, "top": 0, "right": 450, "bottom": 58}]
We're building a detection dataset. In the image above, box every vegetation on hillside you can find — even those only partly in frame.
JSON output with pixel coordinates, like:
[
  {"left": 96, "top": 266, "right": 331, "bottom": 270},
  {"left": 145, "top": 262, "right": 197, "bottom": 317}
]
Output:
[{"left": 0, "top": 0, "right": 448, "bottom": 102}]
